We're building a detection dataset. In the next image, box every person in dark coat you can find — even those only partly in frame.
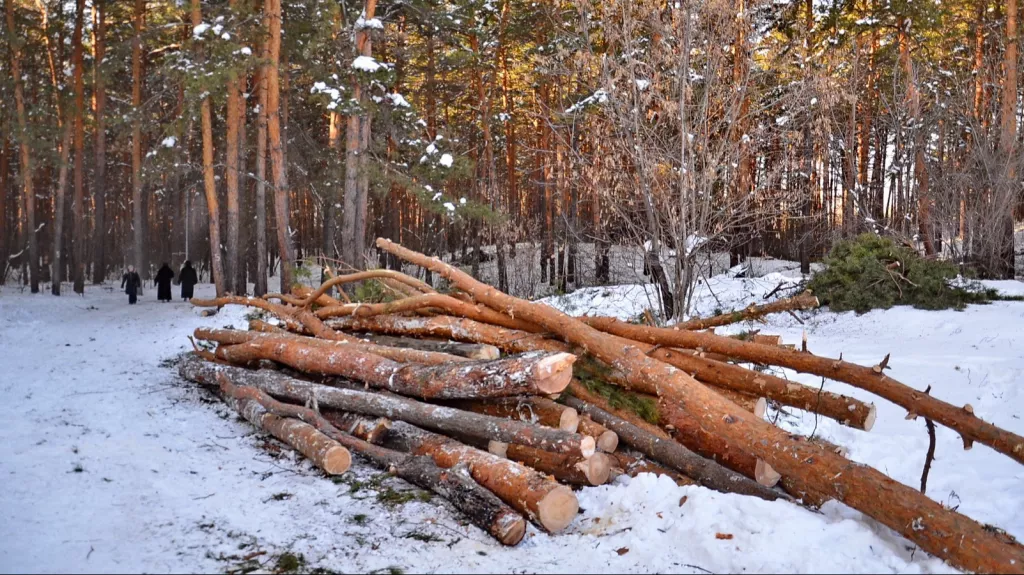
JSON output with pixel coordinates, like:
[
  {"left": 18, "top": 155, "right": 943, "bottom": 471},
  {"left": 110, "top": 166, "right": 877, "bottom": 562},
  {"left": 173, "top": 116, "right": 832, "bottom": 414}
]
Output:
[
  {"left": 179, "top": 261, "right": 198, "bottom": 301},
  {"left": 155, "top": 263, "right": 175, "bottom": 302},
  {"left": 121, "top": 266, "right": 142, "bottom": 305}
]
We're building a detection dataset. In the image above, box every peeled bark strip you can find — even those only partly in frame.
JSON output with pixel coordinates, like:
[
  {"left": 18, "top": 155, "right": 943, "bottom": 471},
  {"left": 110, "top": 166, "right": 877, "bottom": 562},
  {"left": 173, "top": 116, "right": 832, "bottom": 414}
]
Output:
[
  {"left": 582, "top": 315, "right": 1020, "bottom": 463},
  {"left": 348, "top": 333, "right": 501, "bottom": 360},
  {"left": 209, "top": 370, "right": 524, "bottom": 545},
  {"left": 505, "top": 445, "right": 611, "bottom": 486},
  {"left": 576, "top": 416, "right": 619, "bottom": 452},
  {"left": 351, "top": 417, "right": 578, "bottom": 533},
  {"left": 220, "top": 381, "right": 351, "bottom": 475},
  {"left": 610, "top": 449, "right": 698, "bottom": 486},
  {"left": 562, "top": 392, "right": 779, "bottom": 501},
  {"left": 377, "top": 238, "right": 1024, "bottom": 573},
  {"left": 214, "top": 337, "right": 574, "bottom": 399},
  {"left": 675, "top": 292, "right": 820, "bottom": 331},
  {"left": 180, "top": 357, "right": 593, "bottom": 458},
  {"left": 456, "top": 397, "right": 580, "bottom": 433}
]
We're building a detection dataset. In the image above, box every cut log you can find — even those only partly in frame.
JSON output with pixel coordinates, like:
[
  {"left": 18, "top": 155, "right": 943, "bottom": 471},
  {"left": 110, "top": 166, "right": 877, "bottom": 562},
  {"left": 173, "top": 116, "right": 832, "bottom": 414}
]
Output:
[
  {"left": 505, "top": 445, "right": 612, "bottom": 486},
  {"left": 487, "top": 440, "right": 509, "bottom": 458},
  {"left": 576, "top": 415, "right": 619, "bottom": 452},
  {"left": 562, "top": 390, "right": 780, "bottom": 501},
  {"left": 455, "top": 397, "right": 580, "bottom": 433},
  {"left": 610, "top": 449, "right": 698, "bottom": 486},
  {"left": 179, "top": 357, "right": 595, "bottom": 458},
  {"left": 377, "top": 238, "right": 1024, "bottom": 573},
  {"left": 349, "top": 416, "right": 578, "bottom": 533},
  {"left": 348, "top": 333, "right": 500, "bottom": 360},
  {"left": 196, "top": 326, "right": 468, "bottom": 366},
  {"left": 675, "top": 292, "right": 820, "bottom": 330},
  {"left": 213, "top": 337, "right": 575, "bottom": 399},
  {"left": 713, "top": 388, "right": 768, "bottom": 419},
  {"left": 315, "top": 293, "right": 544, "bottom": 333},
  {"left": 210, "top": 370, "right": 524, "bottom": 545},
  {"left": 218, "top": 378, "right": 351, "bottom": 475},
  {"left": 580, "top": 314, "right": 1023, "bottom": 465},
  {"left": 327, "top": 314, "right": 873, "bottom": 430}
]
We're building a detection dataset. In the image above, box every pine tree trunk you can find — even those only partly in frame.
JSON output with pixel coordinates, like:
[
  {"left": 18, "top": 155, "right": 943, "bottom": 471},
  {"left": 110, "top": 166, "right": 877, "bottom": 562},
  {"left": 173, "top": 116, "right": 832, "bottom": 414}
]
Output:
[
  {"left": 255, "top": 64, "right": 269, "bottom": 296},
  {"left": 51, "top": 126, "right": 72, "bottom": 296},
  {"left": 92, "top": 0, "right": 107, "bottom": 284},
  {"left": 265, "top": 0, "right": 292, "bottom": 291},
  {"left": 898, "top": 18, "right": 936, "bottom": 256},
  {"left": 999, "top": 0, "right": 1018, "bottom": 278},
  {"left": 71, "top": 0, "right": 86, "bottom": 294},
  {"left": 6, "top": 0, "right": 39, "bottom": 293},
  {"left": 132, "top": 0, "right": 147, "bottom": 280},
  {"left": 224, "top": 0, "right": 243, "bottom": 295}
]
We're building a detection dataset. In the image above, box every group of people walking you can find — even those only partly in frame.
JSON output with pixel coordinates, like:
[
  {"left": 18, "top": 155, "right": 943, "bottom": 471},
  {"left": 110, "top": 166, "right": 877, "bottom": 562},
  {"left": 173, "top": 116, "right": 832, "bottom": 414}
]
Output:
[{"left": 120, "top": 261, "right": 198, "bottom": 305}]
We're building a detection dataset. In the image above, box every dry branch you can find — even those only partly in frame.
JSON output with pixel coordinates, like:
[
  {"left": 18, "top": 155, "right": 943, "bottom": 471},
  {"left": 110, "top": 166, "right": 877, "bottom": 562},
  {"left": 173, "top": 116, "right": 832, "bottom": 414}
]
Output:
[{"left": 675, "top": 292, "right": 820, "bottom": 330}]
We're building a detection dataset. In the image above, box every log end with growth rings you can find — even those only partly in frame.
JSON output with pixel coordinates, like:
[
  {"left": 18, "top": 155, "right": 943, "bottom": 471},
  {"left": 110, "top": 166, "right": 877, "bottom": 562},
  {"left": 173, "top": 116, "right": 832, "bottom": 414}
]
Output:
[
  {"left": 322, "top": 446, "right": 353, "bottom": 475},
  {"left": 596, "top": 430, "right": 619, "bottom": 453},
  {"left": 559, "top": 407, "right": 580, "bottom": 433},
  {"left": 862, "top": 404, "right": 877, "bottom": 432},
  {"left": 574, "top": 452, "right": 612, "bottom": 486},
  {"left": 753, "top": 397, "right": 768, "bottom": 420},
  {"left": 755, "top": 459, "right": 782, "bottom": 487},
  {"left": 536, "top": 485, "right": 580, "bottom": 532},
  {"left": 533, "top": 352, "right": 577, "bottom": 394},
  {"left": 579, "top": 435, "right": 597, "bottom": 459},
  {"left": 493, "top": 508, "right": 528, "bottom": 546}
]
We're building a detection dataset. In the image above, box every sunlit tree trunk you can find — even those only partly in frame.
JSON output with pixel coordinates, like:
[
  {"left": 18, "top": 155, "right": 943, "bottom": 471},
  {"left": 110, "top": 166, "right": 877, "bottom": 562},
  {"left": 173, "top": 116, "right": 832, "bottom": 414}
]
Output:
[
  {"left": 6, "top": 0, "right": 39, "bottom": 292},
  {"left": 265, "top": 0, "right": 293, "bottom": 290},
  {"left": 71, "top": 0, "right": 86, "bottom": 293}
]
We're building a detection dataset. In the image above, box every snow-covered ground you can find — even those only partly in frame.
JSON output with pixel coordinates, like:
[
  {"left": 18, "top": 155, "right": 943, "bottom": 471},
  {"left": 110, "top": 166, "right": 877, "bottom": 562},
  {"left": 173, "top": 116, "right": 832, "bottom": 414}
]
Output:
[{"left": 2, "top": 272, "right": 1023, "bottom": 574}]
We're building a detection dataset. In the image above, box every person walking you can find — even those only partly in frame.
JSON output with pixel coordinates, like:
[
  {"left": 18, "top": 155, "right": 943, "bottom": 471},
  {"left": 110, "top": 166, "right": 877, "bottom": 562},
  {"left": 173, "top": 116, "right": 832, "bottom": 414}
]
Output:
[
  {"left": 121, "top": 266, "right": 142, "bottom": 305},
  {"left": 179, "top": 261, "right": 198, "bottom": 301},
  {"left": 155, "top": 263, "right": 175, "bottom": 303}
]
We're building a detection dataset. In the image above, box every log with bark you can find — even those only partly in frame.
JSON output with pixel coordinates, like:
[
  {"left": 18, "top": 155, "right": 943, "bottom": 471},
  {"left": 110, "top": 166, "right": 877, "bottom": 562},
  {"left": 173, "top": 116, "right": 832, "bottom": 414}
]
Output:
[
  {"left": 610, "top": 449, "right": 698, "bottom": 486},
  {"left": 268, "top": 269, "right": 436, "bottom": 307},
  {"left": 675, "top": 292, "right": 820, "bottom": 330},
  {"left": 211, "top": 371, "right": 525, "bottom": 545},
  {"left": 454, "top": 397, "right": 580, "bottom": 433},
  {"left": 579, "top": 314, "right": 1022, "bottom": 464},
  {"left": 211, "top": 336, "right": 575, "bottom": 399},
  {"left": 576, "top": 415, "right": 619, "bottom": 452},
  {"left": 190, "top": 296, "right": 304, "bottom": 332},
  {"left": 347, "top": 332, "right": 501, "bottom": 360},
  {"left": 503, "top": 445, "right": 612, "bottom": 486},
  {"left": 179, "top": 357, "right": 595, "bottom": 458},
  {"left": 376, "top": 237, "right": 1024, "bottom": 573},
  {"left": 315, "top": 293, "right": 543, "bottom": 333}
]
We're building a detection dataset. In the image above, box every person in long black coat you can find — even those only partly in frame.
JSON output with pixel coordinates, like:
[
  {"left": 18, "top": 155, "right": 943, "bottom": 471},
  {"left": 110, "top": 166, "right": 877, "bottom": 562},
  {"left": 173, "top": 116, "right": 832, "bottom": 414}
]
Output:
[
  {"left": 179, "top": 261, "right": 198, "bottom": 301},
  {"left": 155, "top": 263, "right": 175, "bottom": 302},
  {"left": 121, "top": 266, "right": 142, "bottom": 305}
]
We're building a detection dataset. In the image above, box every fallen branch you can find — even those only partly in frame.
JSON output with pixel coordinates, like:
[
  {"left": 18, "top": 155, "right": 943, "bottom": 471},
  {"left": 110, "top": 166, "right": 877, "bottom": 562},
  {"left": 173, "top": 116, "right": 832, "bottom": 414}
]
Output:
[
  {"left": 266, "top": 269, "right": 436, "bottom": 307},
  {"left": 346, "top": 333, "right": 500, "bottom": 360},
  {"left": 675, "top": 292, "right": 820, "bottom": 330}
]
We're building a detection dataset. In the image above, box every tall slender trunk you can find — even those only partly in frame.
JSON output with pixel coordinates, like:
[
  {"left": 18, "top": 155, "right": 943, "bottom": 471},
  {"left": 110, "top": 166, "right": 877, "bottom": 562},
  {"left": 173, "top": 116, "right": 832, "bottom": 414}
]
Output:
[
  {"left": 859, "top": 26, "right": 877, "bottom": 221},
  {"left": 6, "top": 0, "right": 39, "bottom": 292},
  {"left": 265, "top": 0, "right": 292, "bottom": 290},
  {"left": 255, "top": 63, "right": 269, "bottom": 296},
  {"left": 898, "top": 17, "right": 936, "bottom": 256},
  {"left": 132, "top": 0, "right": 147, "bottom": 278},
  {"left": 92, "top": 0, "right": 107, "bottom": 283},
  {"left": 999, "top": 0, "right": 1018, "bottom": 278},
  {"left": 798, "top": 0, "right": 814, "bottom": 274},
  {"left": 191, "top": 0, "right": 226, "bottom": 295},
  {"left": 225, "top": 0, "right": 243, "bottom": 294},
  {"left": 341, "top": 0, "right": 378, "bottom": 272},
  {"left": 71, "top": 0, "right": 86, "bottom": 293},
  {"left": 0, "top": 137, "right": 8, "bottom": 272}
]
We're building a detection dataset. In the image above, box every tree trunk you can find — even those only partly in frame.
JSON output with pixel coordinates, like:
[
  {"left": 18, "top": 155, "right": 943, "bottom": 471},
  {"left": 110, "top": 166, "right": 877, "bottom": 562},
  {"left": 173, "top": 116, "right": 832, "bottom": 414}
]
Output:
[
  {"left": 224, "top": 0, "right": 243, "bottom": 295},
  {"left": 377, "top": 238, "right": 1024, "bottom": 573},
  {"left": 576, "top": 415, "right": 618, "bottom": 453},
  {"left": 70, "top": 0, "right": 86, "bottom": 293},
  {"left": 898, "top": 18, "right": 936, "bottom": 256},
  {"left": 213, "top": 337, "right": 575, "bottom": 399},
  {"left": 265, "top": 0, "right": 292, "bottom": 291},
  {"left": 504, "top": 445, "right": 611, "bottom": 486},
  {"left": 999, "top": 0, "right": 1018, "bottom": 278},
  {"left": 255, "top": 64, "right": 269, "bottom": 296},
  {"left": 5, "top": 0, "right": 39, "bottom": 292},
  {"left": 675, "top": 292, "right": 820, "bottom": 330},
  {"left": 611, "top": 449, "right": 698, "bottom": 486},
  {"left": 454, "top": 397, "right": 580, "bottom": 433},
  {"left": 344, "top": 333, "right": 500, "bottom": 360},
  {"left": 92, "top": 0, "right": 107, "bottom": 284},
  {"left": 51, "top": 125, "right": 72, "bottom": 296},
  {"left": 132, "top": 0, "right": 147, "bottom": 280}
]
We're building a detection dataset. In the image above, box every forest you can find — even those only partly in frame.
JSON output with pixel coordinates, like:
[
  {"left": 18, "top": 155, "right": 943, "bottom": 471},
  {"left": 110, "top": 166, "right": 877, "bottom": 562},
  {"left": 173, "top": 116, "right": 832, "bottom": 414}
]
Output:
[{"left": 1, "top": 0, "right": 1021, "bottom": 318}]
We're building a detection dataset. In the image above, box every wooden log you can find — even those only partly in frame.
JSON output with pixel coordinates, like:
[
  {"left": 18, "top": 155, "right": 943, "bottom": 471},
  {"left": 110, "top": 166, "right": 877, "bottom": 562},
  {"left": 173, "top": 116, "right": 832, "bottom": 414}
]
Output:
[
  {"left": 455, "top": 397, "right": 579, "bottom": 433},
  {"left": 713, "top": 388, "right": 767, "bottom": 419},
  {"left": 505, "top": 445, "right": 612, "bottom": 486},
  {"left": 196, "top": 327, "right": 468, "bottom": 366},
  {"left": 210, "top": 371, "right": 525, "bottom": 545},
  {"left": 376, "top": 237, "right": 1024, "bottom": 573},
  {"left": 349, "top": 416, "right": 579, "bottom": 533},
  {"left": 326, "top": 314, "right": 874, "bottom": 430},
  {"left": 214, "top": 337, "right": 576, "bottom": 399},
  {"left": 190, "top": 296, "right": 305, "bottom": 332},
  {"left": 179, "top": 358, "right": 595, "bottom": 458},
  {"left": 576, "top": 415, "right": 619, "bottom": 452},
  {"left": 347, "top": 332, "right": 501, "bottom": 360},
  {"left": 675, "top": 292, "right": 820, "bottom": 330},
  {"left": 581, "top": 315, "right": 1023, "bottom": 464},
  {"left": 562, "top": 390, "right": 781, "bottom": 501},
  {"left": 266, "top": 269, "right": 436, "bottom": 306},
  {"left": 315, "top": 293, "right": 544, "bottom": 333},
  {"left": 218, "top": 379, "right": 351, "bottom": 475},
  {"left": 610, "top": 449, "right": 698, "bottom": 486}
]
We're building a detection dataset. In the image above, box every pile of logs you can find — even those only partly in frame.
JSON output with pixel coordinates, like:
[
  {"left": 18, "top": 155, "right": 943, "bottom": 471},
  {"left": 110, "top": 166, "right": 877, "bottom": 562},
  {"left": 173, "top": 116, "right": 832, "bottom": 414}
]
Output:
[{"left": 178, "top": 238, "right": 1024, "bottom": 572}]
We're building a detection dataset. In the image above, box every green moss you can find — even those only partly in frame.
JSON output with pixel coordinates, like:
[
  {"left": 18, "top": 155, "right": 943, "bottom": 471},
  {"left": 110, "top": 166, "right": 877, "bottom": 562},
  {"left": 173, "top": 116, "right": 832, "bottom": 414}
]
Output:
[
  {"left": 274, "top": 552, "right": 305, "bottom": 574},
  {"left": 573, "top": 358, "right": 660, "bottom": 425},
  {"left": 808, "top": 233, "right": 994, "bottom": 314}
]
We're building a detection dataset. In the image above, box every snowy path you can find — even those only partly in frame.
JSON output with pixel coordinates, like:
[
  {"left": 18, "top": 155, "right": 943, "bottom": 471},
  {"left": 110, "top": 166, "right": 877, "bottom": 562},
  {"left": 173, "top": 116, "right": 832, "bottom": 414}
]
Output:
[{"left": 1, "top": 279, "right": 1022, "bottom": 573}]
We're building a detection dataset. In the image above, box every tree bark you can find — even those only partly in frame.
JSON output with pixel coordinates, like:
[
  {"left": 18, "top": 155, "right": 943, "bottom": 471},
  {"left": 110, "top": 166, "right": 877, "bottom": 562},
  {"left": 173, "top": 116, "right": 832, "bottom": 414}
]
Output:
[
  {"left": 51, "top": 124, "right": 72, "bottom": 296},
  {"left": 133, "top": 0, "right": 147, "bottom": 280},
  {"left": 504, "top": 445, "right": 611, "bottom": 486},
  {"left": 610, "top": 449, "right": 698, "bottom": 486},
  {"left": 70, "top": 0, "right": 86, "bottom": 294},
  {"left": 213, "top": 337, "right": 575, "bottom": 399},
  {"left": 254, "top": 62, "right": 269, "bottom": 296},
  {"left": 376, "top": 238, "right": 1024, "bottom": 573},
  {"left": 5, "top": 0, "right": 38, "bottom": 292},
  {"left": 898, "top": 18, "right": 936, "bottom": 255},
  {"left": 345, "top": 334, "right": 500, "bottom": 361},
  {"left": 265, "top": 0, "right": 293, "bottom": 291},
  {"left": 315, "top": 293, "right": 542, "bottom": 332},
  {"left": 999, "top": 0, "right": 1018, "bottom": 278},
  {"left": 674, "top": 292, "right": 819, "bottom": 331},
  {"left": 224, "top": 0, "right": 243, "bottom": 295},
  {"left": 91, "top": 0, "right": 107, "bottom": 284},
  {"left": 576, "top": 415, "right": 618, "bottom": 453},
  {"left": 454, "top": 397, "right": 580, "bottom": 433}
]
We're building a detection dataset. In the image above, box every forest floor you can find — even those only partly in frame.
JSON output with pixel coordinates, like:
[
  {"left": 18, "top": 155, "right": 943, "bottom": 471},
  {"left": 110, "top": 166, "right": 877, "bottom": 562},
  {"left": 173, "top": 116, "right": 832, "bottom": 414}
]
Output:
[{"left": 2, "top": 271, "right": 1024, "bottom": 574}]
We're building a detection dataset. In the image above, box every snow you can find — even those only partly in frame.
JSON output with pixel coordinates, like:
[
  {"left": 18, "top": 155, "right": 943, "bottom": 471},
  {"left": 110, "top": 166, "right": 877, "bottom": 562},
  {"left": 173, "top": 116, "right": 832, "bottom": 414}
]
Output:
[
  {"left": 2, "top": 270, "right": 1023, "bottom": 573},
  {"left": 439, "top": 154, "right": 454, "bottom": 168},
  {"left": 355, "top": 15, "right": 384, "bottom": 30},
  {"left": 161, "top": 136, "right": 177, "bottom": 148},
  {"left": 192, "top": 23, "right": 210, "bottom": 38},
  {"left": 352, "top": 56, "right": 382, "bottom": 72},
  {"left": 386, "top": 93, "right": 410, "bottom": 108}
]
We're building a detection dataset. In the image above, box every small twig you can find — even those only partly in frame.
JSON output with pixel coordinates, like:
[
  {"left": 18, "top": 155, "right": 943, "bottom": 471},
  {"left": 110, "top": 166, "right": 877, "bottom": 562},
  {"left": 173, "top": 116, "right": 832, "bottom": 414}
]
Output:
[{"left": 920, "top": 385, "right": 937, "bottom": 494}]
